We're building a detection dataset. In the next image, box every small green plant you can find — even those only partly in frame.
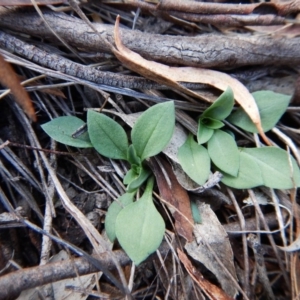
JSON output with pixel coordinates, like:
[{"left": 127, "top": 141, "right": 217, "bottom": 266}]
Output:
[
  {"left": 178, "top": 88, "right": 300, "bottom": 189},
  {"left": 42, "top": 89, "right": 300, "bottom": 265},
  {"left": 42, "top": 101, "right": 175, "bottom": 264}
]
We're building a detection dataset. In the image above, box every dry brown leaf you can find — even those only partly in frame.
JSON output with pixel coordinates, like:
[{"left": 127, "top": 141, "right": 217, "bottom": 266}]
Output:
[
  {"left": 185, "top": 203, "right": 238, "bottom": 298},
  {"left": 112, "top": 17, "right": 205, "bottom": 101},
  {"left": 41, "top": 88, "right": 66, "bottom": 99},
  {"left": 150, "top": 157, "right": 194, "bottom": 242},
  {"left": 177, "top": 249, "right": 234, "bottom": 300},
  {"left": 113, "top": 15, "right": 270, "bottom": 145},
  {"left": 0, "top": 54, "right": 36, "bottom": 121}
]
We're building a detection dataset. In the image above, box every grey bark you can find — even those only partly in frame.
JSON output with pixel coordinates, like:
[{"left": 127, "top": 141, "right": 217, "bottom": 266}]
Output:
[
  {"left": 158, "top": 0, "right": 300, "bottom": 15},
  {"left": 0, "top": 9, "right": 299, "bottom": 68},
  {"left": 0, "top": 30, "right": 205, "bottom": 90}
]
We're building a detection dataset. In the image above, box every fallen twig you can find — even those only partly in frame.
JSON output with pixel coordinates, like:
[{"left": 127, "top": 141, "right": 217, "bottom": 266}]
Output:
[
  {"left": 157, "top": 0, "right": 300, "bottom": 16},
  {"left": 0, "top": 241, "right": 170, "bottom": 300}
]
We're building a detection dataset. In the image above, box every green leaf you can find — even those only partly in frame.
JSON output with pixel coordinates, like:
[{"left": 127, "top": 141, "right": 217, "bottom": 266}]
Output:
[
  {"left": 87, "top": 110, "right": 129, "bottom": 160},
  {"left": 207, "top": 130, "right": 240, "bottom": 177},
  {"left": 127, "top": 166, "right": 151, "bottom": 192},
  {"left": 131, "top": 102, "right": 175, "bottom": 160},
  {"left": 227, "top": 91, "right": 291, "bottom": 133},
  {"left": 105, "top": 192, "right": 136, "bottom": 242},
  {"left": 201, "top": 87, "right": 234, "bottom": 120},
  {"left": 201, "top": 117, "right": 224, "bottom": 129},
  {"left": 123, "top": 165, "right": 151, "bottom": 192},
  {"left": 127, "top": 144, "right": 141, "bottom": 166},
  {"left": 115, "top": 177, "right": 165, "bottom": 265},
  {"left": 124, "top": 168, "right": 138, "bottom": 185},
  {"left": 242, "top": 147, "right": 300, "bottom": 189},
  {"left": 197, "top": 122, "right": 214, "bottom": 145},
  {"left": 223, "top": 129, "right": 235, "bottom": 140},
  {"left": 221, "top": 150, "right": 264, "bottom": 189},
  {"left": 221, "top": 147, "right": 300, "bottom": 189},
  {"left": 191, "top": 201, "right": 202, "bottom": 224},
  {"left": 41, "top": 116, "right": 93, "bottom": 148},
  {"left": 178, "top": 134, "right": 211, "bottom": 185}
]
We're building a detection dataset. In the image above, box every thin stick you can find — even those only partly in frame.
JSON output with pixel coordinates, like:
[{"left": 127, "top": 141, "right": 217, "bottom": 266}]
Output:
[
  {"left": 248, "top": 189, "right": 290, "bottom": 286},
  {"left": 0, "top": 74, "right": 46, "bottom": 100},
  {"left": 227, "top": 188, "right": 250, "bottom": 297},
  {"left": 4, "top": 141, "right": 82, "bottom": 156},
  {"left": 30, "top": 0, "right": 86, "bottom": 63}
]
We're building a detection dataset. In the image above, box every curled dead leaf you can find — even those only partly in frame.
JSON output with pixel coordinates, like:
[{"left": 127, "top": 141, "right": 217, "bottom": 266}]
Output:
[{"left": 185, "top": 203, "right": 238, "bottom": 298}]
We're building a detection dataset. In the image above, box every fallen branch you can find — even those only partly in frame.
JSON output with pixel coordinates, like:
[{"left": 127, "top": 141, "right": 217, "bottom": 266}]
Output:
[
  {"left": 0, "top": 242, "right": 170, "bottom": 300},
  {"left": 157, "top": 0, "right": 300, "bottom": 16},
  {"left": 0, "top": 9, "right": 299, "bottom": 68},
  {"left": 167, "top": 12, "right": 287, "bottom": 27},
  {"left": 0, "top": 31, "right": 204, "bottom": 90}
]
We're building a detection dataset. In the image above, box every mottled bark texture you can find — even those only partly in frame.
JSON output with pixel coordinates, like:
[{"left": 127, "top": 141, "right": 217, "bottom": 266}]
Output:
[
  {"left": 0, "top": 9, "right": 299, "bottom": 68},
  {"left": 0, "top": 31, "right": 205, "bottom": 90}
]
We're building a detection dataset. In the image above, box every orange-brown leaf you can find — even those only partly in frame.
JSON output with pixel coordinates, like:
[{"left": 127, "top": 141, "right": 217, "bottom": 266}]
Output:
[
  {"left": 177, "top": 249, "right": 234, "bottom": 300},
  {"left": 0, "top": 54, "right": 36, "bottom": 121},
  {"left": 40, "top": 88, "right": 66, "bottom": 99},
  {"left": 150, "top": 158, "right": 194, "bottom": 242}
]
